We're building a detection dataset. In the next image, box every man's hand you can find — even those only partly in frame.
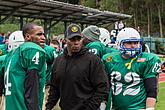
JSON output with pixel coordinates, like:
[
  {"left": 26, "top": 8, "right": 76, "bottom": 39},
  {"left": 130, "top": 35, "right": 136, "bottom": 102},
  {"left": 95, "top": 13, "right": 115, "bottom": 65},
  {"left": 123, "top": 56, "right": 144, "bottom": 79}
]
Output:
[{"left": 100, "top": 101, "right": 106, "bottom": 110}]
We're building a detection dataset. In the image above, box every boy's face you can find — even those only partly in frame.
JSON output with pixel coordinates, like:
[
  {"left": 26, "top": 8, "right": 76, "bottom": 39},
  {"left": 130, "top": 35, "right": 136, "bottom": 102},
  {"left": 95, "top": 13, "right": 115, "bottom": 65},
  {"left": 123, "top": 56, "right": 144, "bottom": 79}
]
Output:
[{"left": 123, "top": 41, "right": 140, "bottom": 49}]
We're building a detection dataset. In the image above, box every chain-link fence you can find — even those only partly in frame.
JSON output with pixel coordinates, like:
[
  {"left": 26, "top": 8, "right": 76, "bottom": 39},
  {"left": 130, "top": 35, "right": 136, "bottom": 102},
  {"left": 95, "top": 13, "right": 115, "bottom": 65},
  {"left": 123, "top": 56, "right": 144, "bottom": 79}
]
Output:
[{"left": 142, "top": 37, "right": 165, "bottom": 54}]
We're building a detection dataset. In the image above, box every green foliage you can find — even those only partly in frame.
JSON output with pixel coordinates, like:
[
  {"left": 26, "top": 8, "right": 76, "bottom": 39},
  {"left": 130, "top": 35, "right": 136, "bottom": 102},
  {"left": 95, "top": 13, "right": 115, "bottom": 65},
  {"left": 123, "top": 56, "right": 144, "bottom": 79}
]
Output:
[
  {"left": 85, "top": 0, "right": 96, "bottom": 8},
  {"left": 156, "top": 82, "right": 165, "bottom": 110},
  {"left": 0, "top": 23, "right": 19, "bottom": 33},
  {"left": 49, "top": 22, "right": 65, "bottom": 37},
  {"left": 100, "top": 0, "right": 118, "bottom": 12}
]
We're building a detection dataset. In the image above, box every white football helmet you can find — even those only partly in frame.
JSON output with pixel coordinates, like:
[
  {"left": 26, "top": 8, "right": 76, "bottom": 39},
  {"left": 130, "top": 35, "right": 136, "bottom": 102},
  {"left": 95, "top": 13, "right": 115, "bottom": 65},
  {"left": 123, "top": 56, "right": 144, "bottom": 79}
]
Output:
[
  {"left": 116, "top": 27, "right": 142, "bottom": 58},
  {"left": 99, "top": 28, "right": 111, "bottom": 46},
  {"left": 8, "top": 31, "right": 25, "bottom": 52}
]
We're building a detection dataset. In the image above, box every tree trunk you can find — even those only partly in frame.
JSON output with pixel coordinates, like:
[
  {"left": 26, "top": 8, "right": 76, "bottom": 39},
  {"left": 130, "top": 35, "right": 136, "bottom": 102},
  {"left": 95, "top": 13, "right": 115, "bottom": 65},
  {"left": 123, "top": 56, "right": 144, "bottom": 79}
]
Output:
[
  {"left": 150, "top": 7, "right": 152, "bottom": 34},
  {"left": 133, "top": 12, "right": 137, "bottom": 29},
  {"left": 147, "top": 6, "right": 150, "bottom": 37},
  {"left": 157, "top": 5, "right": 163, "bottom": 38},
  {"left": 118, "top": 0, "right": 124, "bottom": 12}
]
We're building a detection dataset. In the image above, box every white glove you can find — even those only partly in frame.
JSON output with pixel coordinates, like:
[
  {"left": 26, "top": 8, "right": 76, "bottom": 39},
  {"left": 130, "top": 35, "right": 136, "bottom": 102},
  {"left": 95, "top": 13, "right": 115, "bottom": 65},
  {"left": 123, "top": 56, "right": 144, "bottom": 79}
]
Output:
[{"left": 100, "top": 102, "right": 106, "bottom": 110}]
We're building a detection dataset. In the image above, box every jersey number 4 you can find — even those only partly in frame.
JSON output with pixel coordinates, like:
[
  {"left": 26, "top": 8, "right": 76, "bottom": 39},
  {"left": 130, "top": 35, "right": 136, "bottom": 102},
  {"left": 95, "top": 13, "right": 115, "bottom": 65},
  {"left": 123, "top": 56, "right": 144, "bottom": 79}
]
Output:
[
  {"left": 32, "top": 52, "right": 39, "bottom": 65},
  {"left": 4, "top": 60, "right": 12, "bottom": 95}
]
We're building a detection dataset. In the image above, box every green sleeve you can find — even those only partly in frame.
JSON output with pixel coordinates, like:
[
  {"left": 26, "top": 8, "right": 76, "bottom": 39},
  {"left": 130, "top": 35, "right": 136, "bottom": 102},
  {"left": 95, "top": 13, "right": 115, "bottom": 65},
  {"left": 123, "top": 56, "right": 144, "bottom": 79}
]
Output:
[
  {"left": 143, "top": 55, "right": 161, "bottom": 79},
  {"left": 44, "top": 45, "right": 58, "bottom": 81}
]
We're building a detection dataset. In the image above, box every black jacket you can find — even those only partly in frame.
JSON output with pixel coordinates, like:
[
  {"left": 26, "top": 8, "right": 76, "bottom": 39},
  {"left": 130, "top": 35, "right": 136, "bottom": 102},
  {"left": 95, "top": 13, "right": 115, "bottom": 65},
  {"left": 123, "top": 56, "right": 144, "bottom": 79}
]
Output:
[{"left": 46, "top": 47, "right": 109, "bottom": 110}]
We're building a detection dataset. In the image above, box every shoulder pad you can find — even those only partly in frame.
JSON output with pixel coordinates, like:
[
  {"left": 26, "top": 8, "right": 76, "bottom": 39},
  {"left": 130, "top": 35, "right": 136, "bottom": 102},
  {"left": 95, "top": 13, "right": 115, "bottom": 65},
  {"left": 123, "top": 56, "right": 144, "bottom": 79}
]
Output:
[
  {"left": 20, "top": 42, "right": 45, "bottom": 53},
  {"left": 87, "top": 41, "right": 105, "bottom": 47}
]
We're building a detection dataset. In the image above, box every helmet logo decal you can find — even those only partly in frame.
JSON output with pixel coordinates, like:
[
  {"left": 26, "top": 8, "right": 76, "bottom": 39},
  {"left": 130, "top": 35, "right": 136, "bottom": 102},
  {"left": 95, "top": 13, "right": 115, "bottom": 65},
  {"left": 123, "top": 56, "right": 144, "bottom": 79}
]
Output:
[
  {"left": 106, "top": 56, "right": 112, "bottom": 62},
  {"left": 71, "top": 26, "right": 78, "bottom": 32}
]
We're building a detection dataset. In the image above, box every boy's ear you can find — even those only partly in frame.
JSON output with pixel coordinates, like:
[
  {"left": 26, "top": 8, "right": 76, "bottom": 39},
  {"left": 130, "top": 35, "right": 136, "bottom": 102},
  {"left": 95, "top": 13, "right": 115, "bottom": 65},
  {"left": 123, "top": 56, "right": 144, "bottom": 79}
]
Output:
[{"left": 24, "top": 33, "right": 31, "bottom": 41}]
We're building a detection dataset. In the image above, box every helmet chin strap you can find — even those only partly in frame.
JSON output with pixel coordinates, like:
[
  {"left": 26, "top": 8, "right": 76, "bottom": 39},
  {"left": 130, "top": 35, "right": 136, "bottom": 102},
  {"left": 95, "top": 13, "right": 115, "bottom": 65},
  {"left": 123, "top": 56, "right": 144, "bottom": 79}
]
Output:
[{"left": 125, "top": 56, "right": 137, "bottom": 69}]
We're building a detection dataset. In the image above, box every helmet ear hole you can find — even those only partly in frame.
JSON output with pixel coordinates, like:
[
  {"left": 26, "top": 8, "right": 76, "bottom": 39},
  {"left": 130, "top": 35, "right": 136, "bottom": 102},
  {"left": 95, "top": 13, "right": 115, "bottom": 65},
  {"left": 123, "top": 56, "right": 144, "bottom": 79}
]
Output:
[
  {"left": 8, "top": 44, "right": 12, "bottom": 52},
  {"left": 8, "top": 31, "right": 25, "bottom": 52}
]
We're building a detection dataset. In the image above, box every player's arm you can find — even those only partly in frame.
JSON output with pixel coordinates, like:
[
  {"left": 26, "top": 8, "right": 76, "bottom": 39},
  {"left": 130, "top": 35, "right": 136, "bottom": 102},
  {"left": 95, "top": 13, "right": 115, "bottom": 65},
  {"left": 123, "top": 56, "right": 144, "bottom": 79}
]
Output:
[
  {"left": 22, "top": 49, "right": 46, "bottom": 110},
  {"left": 0, "top": 75, "right": 3, "bottom": 97},
  {"left": 0, "top": 74, "right": 4, "bottom": 104},
  {"left": 144, "top": 77, "right": 157, "bottom": 109},
  {"left": 0, "top": 65, "right": 4, "bottom": 97},
  {"left": 24, "top": 69, "right": 40, "bottom": 110},
  {"left": 144, "top": 54, "right": 161, "bottom": 109}
]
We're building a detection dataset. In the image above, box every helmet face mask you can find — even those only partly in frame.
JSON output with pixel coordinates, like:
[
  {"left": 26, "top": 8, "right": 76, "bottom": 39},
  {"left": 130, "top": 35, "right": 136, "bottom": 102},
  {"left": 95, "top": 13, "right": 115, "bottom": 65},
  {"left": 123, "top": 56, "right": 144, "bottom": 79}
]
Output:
[
  {"left": 8, "top": 31, "right": 25, "bottom": 52},
  {"left": 116, "top": 28, "right": 142, "bottom": 58},
  {"left": 119, "top": 38, "right": 142, "bottom": 58}
]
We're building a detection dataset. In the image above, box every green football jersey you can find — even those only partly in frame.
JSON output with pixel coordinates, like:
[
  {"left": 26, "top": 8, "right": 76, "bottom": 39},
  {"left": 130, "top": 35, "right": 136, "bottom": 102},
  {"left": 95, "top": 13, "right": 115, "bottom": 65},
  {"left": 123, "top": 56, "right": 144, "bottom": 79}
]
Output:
[
  {"left": 44, "top": 44, "right": 58, "bottom": 82},
  {"left": 85, "top": 41, "right": 107, "bottom": 58},
  {"left": 105, "top": 46, "right": 119, "bottom": 53},
  {"left": 102, "top": 52, "right": 161, "bottom": 110},
  {"left": 0, "top": 44, "right": 7, "bottom": 56},
  {"left": 3, "top": 42, "right": 46, "bottom": 110}
]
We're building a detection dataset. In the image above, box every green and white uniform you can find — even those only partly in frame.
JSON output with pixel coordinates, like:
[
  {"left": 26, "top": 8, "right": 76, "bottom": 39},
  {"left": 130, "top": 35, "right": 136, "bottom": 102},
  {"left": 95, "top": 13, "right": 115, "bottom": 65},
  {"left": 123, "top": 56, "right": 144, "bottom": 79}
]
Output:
[
  {"left": 3, "top": 42, "right": 46, "bottom": 110},
  {"left": 85, "top": 41, "right": 107, "bottom": 58},
  {"left": 44, "top": 44, "right": 58, "bottom": 82},
  {"left": 105, "top": 46, "right": 119, "bottom": 54},
  {"left": 102, "top": 52, "right": 161, "bottom": 110}
]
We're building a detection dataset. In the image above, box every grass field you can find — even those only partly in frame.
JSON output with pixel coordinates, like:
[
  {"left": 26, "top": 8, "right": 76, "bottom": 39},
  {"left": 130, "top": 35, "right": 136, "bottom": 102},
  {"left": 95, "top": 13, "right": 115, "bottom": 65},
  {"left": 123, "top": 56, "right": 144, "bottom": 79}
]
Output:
[
  {"left": 156, "top": 82, "right": 165, "bottom": 110},
  {"left": 160, "top": 57, "right": 165, "bottom": 62}
]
